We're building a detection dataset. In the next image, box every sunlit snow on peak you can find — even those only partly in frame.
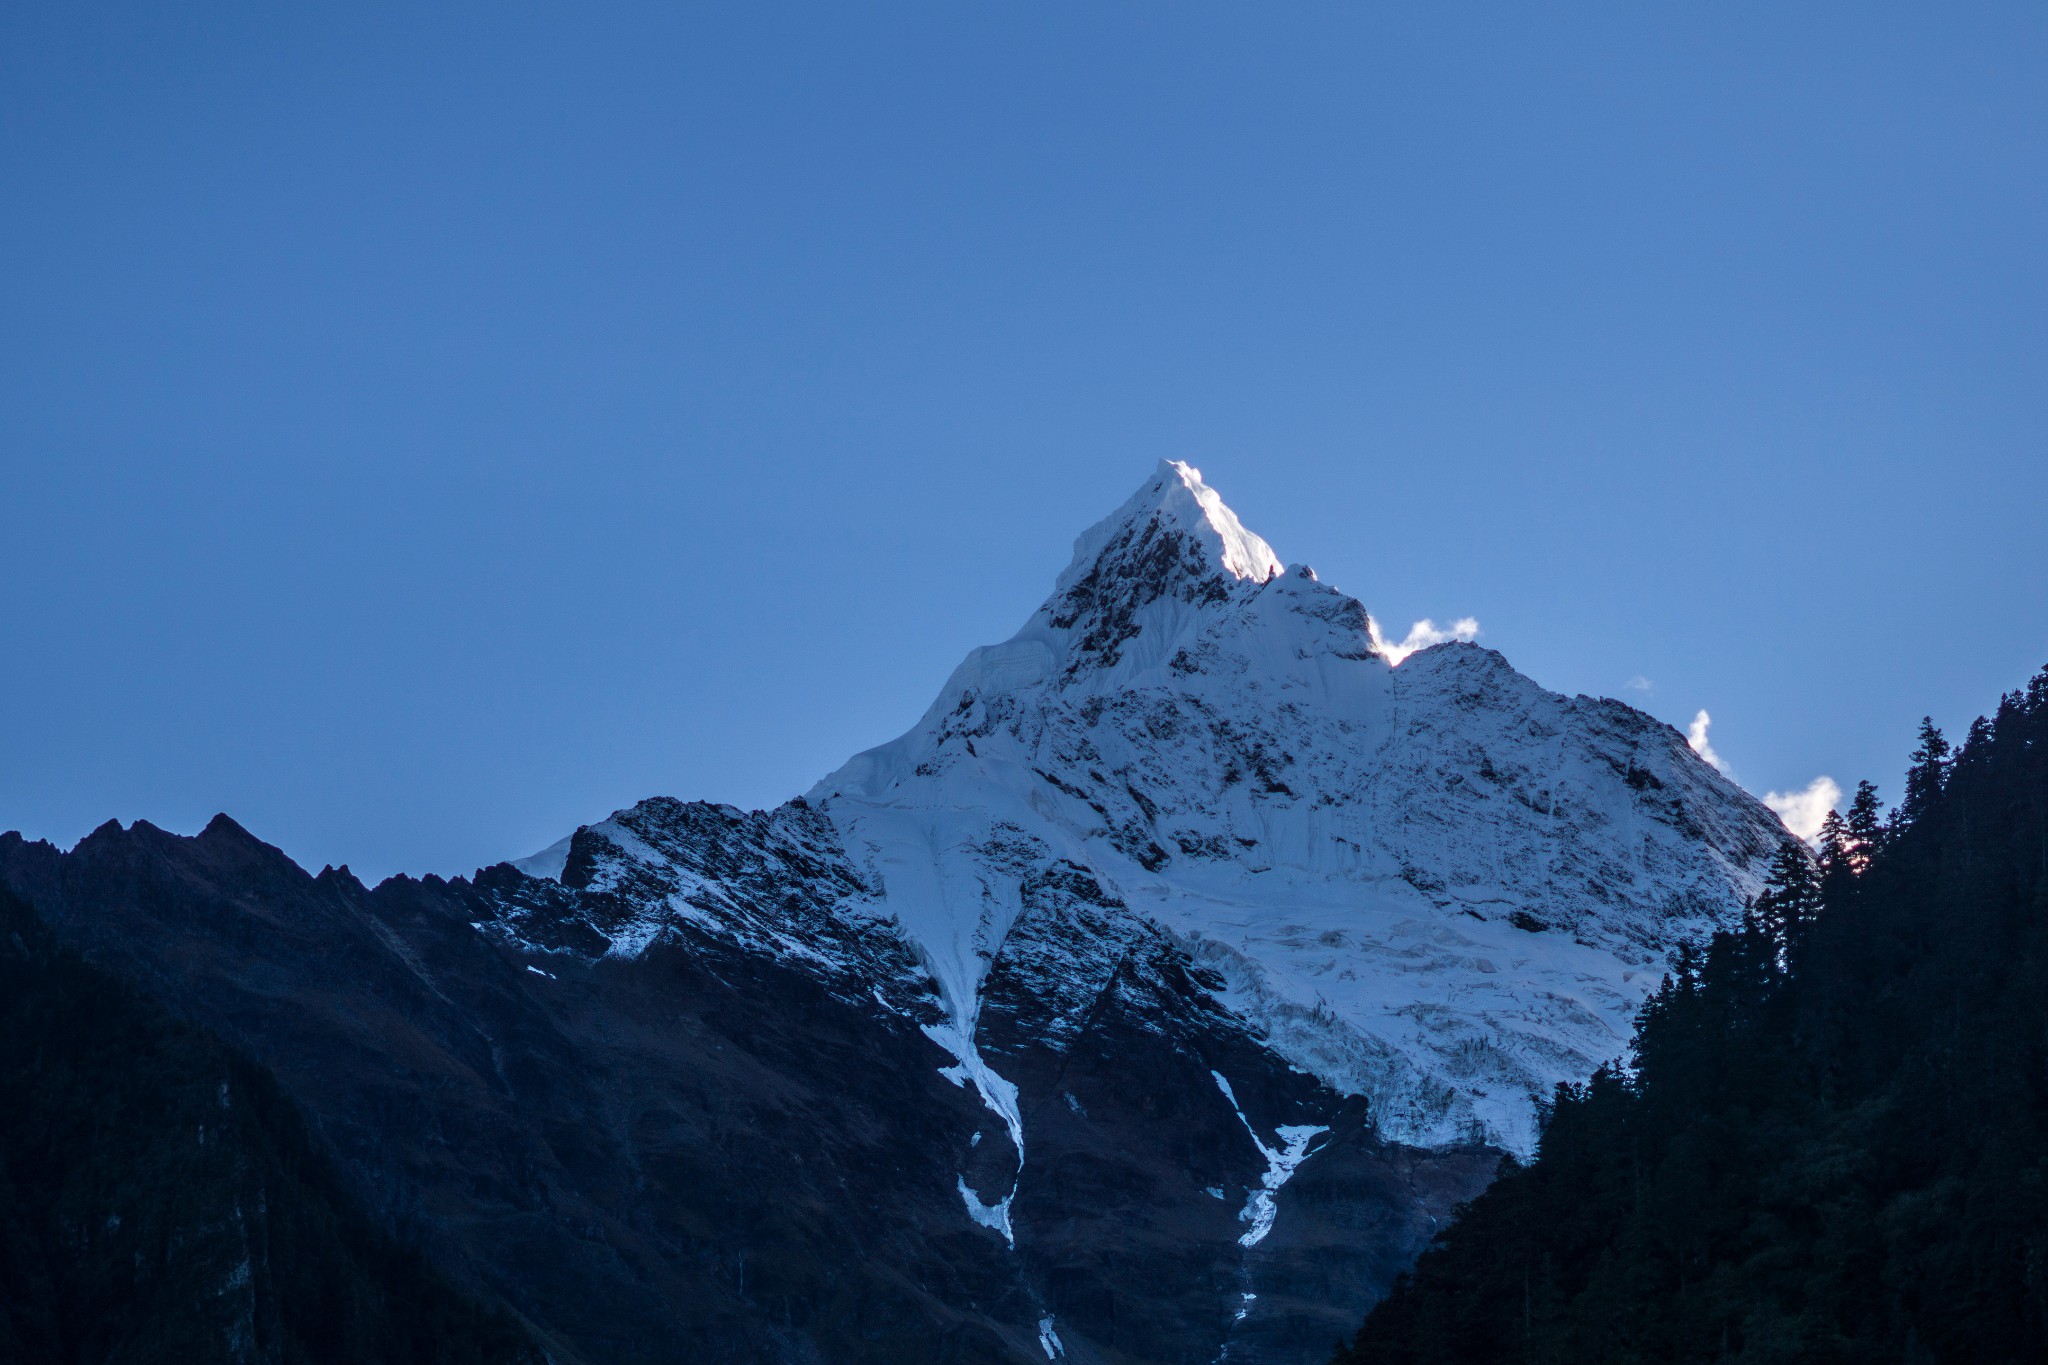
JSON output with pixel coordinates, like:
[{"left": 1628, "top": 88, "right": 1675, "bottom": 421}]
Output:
[
  {"left": 1157, "top": 460, "right": 1285, "bottom": 584},
  {"left": 1686, "top": 709, "right": 1728, "bottom": 775},
  {"left": 1052, "top": 461, "right": 1285, "bottom": 596},
  {"left": 1689, "top": 709, "right": 1841, "bottom": 844}
]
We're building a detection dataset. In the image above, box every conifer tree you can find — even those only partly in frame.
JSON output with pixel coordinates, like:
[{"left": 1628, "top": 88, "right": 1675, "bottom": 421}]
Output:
[
  {"left": 1845, "top": 779, "right": 1884, "bottom": 871},
  {"left": 1816, "top": 810, "right": 1854, "bottom": 894},
  {"left": 1748, "top": 841, "right": 1820, "bottom": 967},
  {"left": 1895, "top": 717, "right": 1951, "bottom": 831}
]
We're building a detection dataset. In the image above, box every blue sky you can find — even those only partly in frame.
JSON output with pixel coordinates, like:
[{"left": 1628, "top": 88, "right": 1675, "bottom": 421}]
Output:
[{"left": 3, "top": 3, "right": 2043, "bottom": 879}]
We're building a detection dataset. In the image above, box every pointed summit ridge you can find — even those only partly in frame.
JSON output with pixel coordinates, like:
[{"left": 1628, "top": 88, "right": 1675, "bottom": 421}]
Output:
[
  {"left": 1057, "top": 460, "right": 1283, "bottom": 593},
  {"left": 1029, "top": 462, "right": 1286, "bottom": 682}
]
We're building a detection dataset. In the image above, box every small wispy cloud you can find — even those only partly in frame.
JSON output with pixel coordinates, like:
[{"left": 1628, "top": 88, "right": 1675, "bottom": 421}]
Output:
[
  {"left": 1624, "top": 676, "right": 1654, "bottom": 695},
  {"left": 1765, "top": 776, "right": 1843, "bottom": 844},
  {"left": 1689, "top": 708, "right": 1839, "bottom": 843},
  {"left": 1686, "top": 709, "right": 1728, "bottom": 775},
  {"left": 1371, "top": 616, "right": 1479, "bottom": 666}
]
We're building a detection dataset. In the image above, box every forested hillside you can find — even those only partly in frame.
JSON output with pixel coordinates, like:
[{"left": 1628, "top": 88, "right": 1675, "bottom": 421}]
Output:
[
  {"left": 0, "top": 885, "right": 546, "bottom": 1365},
  {"left": 1338, "top": 667, "right": 2048, "bottom": 1365}
]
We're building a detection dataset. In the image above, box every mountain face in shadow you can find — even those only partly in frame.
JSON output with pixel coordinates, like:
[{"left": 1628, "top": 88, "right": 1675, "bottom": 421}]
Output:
[{"left": 0, "top": 883, "right": 544, "bottom": 1365}]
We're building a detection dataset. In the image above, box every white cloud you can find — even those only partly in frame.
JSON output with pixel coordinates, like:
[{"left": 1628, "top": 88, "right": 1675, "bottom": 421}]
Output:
[
  {"left": 1370, "top": 616, "right": 1480, "bottom": 666},
  {"left": 1687, "top": 708, "right": 1840, "bottom": 843},
  {"left": 1764, "top": 776, "right": 1843, "bottom": 844},
  {"left": 1686, "top": 709, "right": 1728, "bottom": 775},
  {"left": 1624, "top": 675, "right": 1654, "bottom": 694}
]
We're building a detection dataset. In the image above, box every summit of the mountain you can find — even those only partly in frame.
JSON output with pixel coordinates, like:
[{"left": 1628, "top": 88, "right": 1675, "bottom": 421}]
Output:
[
  {"left": 979, "top": 459, "right": 1290, "bottom": 691},
  {"left": 1070, "top": 460, "right": 1284, "bottom": 587},
  {"left": 1038, "top": 460, "right": 1285, "bottom": 675}
]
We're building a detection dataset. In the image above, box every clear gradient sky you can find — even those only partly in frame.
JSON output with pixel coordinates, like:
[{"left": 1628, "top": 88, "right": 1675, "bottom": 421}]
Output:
[{"left": 3, "top": 4, "right": 2044, "bottom": 880}]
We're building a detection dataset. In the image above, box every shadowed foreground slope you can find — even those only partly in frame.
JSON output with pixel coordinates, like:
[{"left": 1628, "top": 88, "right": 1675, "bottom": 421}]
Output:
[{"left": 0, "top": 884, "right": 545, "bottom": 1365}]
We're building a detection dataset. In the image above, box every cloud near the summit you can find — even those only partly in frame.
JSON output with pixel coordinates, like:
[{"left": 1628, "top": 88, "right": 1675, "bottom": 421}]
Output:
[
  {"left": 1766, "top": 776, "right": 1844, "bottom": 844},
  {"left": 1689, "top": 709, "right": 1841, "bottom": 843},
  {"left": 1686, "top": 710, "right": 1728, "bottom": 774},
  {"left": 1371, "top": 616, "right": 1480, "bottom": 666}
]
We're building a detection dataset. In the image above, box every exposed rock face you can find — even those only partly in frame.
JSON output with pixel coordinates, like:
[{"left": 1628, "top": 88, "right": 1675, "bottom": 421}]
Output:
[{"left": 0, "top": 463, "right": 1794, "bottom": 1364}]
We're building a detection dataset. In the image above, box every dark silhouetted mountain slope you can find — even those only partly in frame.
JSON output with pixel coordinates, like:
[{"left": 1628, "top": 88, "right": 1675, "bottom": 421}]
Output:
[{"left": 0, "top": 883, "right": 544, "bottom": 1365}]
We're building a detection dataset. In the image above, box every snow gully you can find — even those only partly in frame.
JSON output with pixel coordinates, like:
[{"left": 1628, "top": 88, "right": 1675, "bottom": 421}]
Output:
[
  {"left": 924, "top": 1020, "right": 1026, "bottom": 1247},
  {"left": 1210, "top": 1070, "right": 1328, "bottom": 1248}
]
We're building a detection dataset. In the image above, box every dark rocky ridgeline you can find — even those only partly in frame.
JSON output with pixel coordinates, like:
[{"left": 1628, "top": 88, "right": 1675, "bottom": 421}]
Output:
[
  {"left": 0, "top": 883, "right": 545, "bottom": 1365},
  {"left": 1334, "top": 666, "right": 2048, "bottom": 1365},
  {"left": 0, "top": 813, "right": 1492, "bottom": 1365}
]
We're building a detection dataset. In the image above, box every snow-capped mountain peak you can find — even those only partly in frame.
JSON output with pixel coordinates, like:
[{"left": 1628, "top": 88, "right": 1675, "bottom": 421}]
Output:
[
  {"left": 462, "top": 461, "right": 1794, "bottom": 1358},
  {"left": 1024, "top": 459, "right": 1288, "bottom": 685},
  {"left": 508, "top": 463, "right": 1790, "bottom": 1158},
  {"left": 1063, "top": 458, "right": 1285, "bottom": 592},
  {"left": 792, "top": 465, "right": 1789, "bottom": 1154}
]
